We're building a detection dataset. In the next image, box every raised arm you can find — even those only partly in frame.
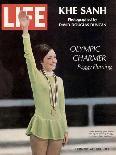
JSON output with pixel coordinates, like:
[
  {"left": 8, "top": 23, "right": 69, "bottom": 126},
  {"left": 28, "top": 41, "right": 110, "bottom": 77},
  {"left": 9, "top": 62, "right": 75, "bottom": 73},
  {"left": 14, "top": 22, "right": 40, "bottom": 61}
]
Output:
[{"left": 18, "top": 11, "right": 37, "bottom": 83}]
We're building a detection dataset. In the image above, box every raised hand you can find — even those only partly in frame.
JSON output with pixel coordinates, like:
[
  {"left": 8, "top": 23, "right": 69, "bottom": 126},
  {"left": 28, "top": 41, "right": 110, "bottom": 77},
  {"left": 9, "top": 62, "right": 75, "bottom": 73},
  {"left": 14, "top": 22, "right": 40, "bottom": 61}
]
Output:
[{"left": 18, "top": 10, "right": 29, "bottom": 30}]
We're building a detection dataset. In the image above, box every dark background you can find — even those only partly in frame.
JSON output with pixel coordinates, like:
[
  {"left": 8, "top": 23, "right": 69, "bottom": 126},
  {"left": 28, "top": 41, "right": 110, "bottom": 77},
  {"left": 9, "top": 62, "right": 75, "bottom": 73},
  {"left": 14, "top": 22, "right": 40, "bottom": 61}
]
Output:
[{"left": 0, "top": 0, "right": 116, "bottom": 99}]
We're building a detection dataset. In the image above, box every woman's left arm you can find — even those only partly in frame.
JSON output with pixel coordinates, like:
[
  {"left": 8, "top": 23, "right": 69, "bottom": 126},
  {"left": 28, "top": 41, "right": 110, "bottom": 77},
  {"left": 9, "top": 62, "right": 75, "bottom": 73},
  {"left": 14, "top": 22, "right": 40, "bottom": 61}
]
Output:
[{"left": 59, "top": 78, "right": 69, "bottom": 145}]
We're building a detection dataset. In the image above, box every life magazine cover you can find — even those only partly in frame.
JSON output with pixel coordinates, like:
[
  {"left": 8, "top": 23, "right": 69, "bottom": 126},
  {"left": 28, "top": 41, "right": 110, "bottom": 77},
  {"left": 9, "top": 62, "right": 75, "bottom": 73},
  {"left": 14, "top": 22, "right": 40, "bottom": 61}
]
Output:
[{"left": 0, "top": 0, "right": 116, "bottom": 155}]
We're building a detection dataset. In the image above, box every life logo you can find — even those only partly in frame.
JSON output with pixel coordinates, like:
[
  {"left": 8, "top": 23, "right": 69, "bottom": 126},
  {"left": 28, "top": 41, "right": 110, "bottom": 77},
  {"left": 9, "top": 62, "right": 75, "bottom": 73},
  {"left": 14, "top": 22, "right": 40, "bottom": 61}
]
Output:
[{"left": 1, "top": 4, "right": 48, "bottom": 30}]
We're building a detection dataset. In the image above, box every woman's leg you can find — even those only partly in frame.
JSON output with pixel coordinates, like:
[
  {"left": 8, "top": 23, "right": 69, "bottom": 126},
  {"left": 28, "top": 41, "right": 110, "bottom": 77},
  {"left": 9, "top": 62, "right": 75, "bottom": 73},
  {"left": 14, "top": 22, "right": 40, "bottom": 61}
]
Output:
[
  {"left": 46, "top": 139, "right": 63, "bottom": 155},
  {"left": 30, "top": 135, "right": 48, "bottom": 155}
]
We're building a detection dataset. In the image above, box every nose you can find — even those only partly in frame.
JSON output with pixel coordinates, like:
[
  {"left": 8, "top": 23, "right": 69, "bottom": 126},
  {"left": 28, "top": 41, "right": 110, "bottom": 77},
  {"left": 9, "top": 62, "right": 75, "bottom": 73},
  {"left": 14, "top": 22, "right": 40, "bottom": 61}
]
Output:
[{"left": 53, "top": 58, "right": 57, "bottom": 63}]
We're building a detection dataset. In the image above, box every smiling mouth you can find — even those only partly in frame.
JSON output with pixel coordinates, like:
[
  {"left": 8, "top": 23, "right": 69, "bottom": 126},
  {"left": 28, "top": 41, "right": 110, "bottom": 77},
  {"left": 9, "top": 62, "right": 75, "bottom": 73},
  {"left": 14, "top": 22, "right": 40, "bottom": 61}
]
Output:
[{"left": 50, "top": 64, "right": 56, "bottom": 67}]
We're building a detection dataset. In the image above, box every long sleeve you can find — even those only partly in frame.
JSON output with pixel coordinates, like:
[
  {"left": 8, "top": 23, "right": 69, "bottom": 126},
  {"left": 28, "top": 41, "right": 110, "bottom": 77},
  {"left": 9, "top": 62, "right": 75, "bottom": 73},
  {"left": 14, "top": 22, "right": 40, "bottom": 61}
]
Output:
[
  {"left": 22, "top": 33, "right": 38, "bottom": 85},
  {"left": 59, "top": 79, "right": 68, "bottom": 133}
]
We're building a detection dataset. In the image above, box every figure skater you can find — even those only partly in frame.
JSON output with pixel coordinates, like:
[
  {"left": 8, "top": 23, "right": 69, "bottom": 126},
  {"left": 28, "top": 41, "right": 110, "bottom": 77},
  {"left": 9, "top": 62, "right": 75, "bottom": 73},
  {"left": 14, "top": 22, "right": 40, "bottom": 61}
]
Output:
[{"left": 18, "top": 11, "right": 68, "bottom": 155}]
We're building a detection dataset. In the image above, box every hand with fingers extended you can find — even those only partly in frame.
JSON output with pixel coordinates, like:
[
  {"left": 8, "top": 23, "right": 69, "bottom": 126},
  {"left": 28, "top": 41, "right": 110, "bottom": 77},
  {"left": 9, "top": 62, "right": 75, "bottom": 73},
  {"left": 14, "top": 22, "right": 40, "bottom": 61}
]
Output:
[{"left": 18, "top": 11, "right": 29, "bottom": 31}]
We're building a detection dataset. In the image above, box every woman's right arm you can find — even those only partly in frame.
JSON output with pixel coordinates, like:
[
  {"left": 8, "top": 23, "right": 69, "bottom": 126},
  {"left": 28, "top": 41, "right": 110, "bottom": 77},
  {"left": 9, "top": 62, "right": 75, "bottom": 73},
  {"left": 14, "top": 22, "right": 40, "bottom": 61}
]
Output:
[{"left": 19, "top": 11, "right": 37, "bottom": 83}]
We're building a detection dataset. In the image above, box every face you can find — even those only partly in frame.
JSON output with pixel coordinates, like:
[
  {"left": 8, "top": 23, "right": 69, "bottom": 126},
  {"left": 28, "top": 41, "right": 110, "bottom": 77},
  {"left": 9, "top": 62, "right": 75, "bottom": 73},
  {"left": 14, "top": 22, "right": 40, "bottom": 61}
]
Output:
[{"left": 41, "top": 49, "right": 57, "bottom": 72}]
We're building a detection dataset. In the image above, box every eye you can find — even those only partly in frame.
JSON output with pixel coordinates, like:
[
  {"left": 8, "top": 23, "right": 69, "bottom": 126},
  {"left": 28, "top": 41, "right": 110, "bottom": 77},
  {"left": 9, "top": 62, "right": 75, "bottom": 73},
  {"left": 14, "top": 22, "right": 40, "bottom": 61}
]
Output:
[
  {"left": 53, "top": 55, "right": 57, "bottom": 59},
  {"left": 47, "top": 57, "right": 52, "bottom": 59}
]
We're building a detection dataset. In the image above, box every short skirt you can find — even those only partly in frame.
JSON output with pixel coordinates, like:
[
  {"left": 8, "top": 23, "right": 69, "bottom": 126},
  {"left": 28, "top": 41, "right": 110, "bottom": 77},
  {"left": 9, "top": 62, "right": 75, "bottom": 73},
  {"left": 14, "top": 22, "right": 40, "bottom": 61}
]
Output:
[{"left": 26, "top": 114, "right": 66, "bottom": 140}]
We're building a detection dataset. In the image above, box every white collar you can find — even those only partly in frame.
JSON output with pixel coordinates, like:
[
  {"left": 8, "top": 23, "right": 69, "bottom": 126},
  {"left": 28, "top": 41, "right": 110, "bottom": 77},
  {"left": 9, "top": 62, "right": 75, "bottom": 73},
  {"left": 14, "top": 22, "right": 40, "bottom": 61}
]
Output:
[
  {"left": 40, "top": 70, "right": 54, "bottom": 76},
  {"left": 45, "top": 71, "right": 54, "bottom": 76}
]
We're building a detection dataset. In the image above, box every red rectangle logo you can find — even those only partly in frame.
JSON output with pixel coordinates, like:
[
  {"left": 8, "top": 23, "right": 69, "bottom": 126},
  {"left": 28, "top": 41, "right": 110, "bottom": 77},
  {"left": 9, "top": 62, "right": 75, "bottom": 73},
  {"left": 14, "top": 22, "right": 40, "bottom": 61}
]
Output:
[{"left": 2, "top": 4, "right": 48, "bottom": 30}]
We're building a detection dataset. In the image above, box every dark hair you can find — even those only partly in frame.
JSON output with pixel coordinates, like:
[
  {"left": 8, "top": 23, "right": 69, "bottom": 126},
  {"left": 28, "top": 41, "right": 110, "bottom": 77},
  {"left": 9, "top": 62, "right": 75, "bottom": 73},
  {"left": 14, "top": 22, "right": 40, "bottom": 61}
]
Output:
[{"left": 33, "top": 44, "right": 52, "bottom": 70}]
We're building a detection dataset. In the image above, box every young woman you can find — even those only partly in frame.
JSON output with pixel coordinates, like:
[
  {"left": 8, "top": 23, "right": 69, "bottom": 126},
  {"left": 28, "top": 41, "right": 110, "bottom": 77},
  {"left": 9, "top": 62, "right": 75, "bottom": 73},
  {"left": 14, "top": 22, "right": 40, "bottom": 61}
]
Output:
[{"left": 18, "top": 11, "right": 68, "bottom": 155}]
